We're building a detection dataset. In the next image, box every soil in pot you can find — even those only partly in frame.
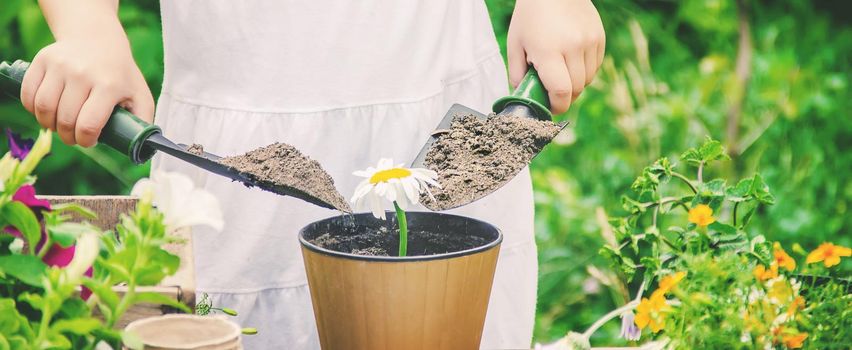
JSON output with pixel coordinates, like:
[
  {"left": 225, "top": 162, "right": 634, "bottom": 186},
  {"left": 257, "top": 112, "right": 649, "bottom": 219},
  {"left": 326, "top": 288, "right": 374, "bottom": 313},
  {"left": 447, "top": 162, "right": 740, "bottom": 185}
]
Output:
[
  {"left": 219, "top": 142, "right": 350, "bottom": 212},
  {"left": 421, "top": 114, "right": 562, "bottom": 211},
  {"left": 310, "top": 225, "right": 488, "bottom": 256}
]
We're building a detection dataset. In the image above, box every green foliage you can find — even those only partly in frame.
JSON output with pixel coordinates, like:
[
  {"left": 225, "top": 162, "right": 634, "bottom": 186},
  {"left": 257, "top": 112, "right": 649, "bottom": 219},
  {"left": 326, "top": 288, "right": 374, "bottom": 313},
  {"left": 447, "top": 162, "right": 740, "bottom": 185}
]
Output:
[
  {"left": 0, "top": 131, "right": 192, "bottom": 349},
  {"left": 486, "top": 0, "right": 851, "bottom": 343}
]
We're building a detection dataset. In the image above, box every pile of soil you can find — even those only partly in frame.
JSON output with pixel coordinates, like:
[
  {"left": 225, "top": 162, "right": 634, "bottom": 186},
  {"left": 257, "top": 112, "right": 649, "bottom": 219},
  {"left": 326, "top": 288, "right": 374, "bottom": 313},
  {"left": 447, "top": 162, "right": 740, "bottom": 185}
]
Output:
[
  {"left": 186, "top": 143, "right": 204, "bottom": 156},
  {"left": 219, "top": 143, "right": 351, "bottom": 212},
  {"left": 422, "top": 114, "right": 562, "bottom": 210},
  {"left": 310, "top": 225, "right": 488, "bottom": 256}
]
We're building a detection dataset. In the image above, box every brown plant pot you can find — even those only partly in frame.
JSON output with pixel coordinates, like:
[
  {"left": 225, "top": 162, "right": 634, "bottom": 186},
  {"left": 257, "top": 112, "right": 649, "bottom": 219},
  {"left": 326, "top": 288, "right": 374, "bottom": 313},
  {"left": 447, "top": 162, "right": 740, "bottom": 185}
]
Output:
[
  {"left": 124, "top": 314, "right": 242, "bottom": 350},
  {"left": 299, "top": 212, "right": 502, "bottom": 350}
]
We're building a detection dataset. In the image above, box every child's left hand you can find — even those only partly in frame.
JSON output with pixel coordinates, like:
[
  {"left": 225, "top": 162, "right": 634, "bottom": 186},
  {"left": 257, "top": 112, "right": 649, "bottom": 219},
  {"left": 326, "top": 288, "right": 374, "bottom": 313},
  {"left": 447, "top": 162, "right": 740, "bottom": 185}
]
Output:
[{"left": 507, "top": 0, "right": 605, "bottom": 114}]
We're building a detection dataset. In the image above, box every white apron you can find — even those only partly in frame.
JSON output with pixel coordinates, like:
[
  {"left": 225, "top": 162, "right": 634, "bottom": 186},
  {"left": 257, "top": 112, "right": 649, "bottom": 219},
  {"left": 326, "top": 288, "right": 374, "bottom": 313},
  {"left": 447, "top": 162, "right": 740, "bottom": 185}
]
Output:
[{"left": 152, "top": 1, "right": 537, "bottom": 349}]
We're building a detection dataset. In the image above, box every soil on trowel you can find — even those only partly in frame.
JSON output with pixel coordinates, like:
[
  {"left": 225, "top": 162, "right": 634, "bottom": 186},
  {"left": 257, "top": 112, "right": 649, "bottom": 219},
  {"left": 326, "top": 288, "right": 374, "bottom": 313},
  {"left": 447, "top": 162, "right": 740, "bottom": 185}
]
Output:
[
  {"left": 310, "top": 225, "right": 488, "bottom": 257},
  {"left": 422, "top": 114, "right": 562, "bottom": 211},
  {"left": 186, "top": 143, "right": 204, "bottom": 156},
  {"left": 219, "top": 143, "right": 351, "bottom": 212}
]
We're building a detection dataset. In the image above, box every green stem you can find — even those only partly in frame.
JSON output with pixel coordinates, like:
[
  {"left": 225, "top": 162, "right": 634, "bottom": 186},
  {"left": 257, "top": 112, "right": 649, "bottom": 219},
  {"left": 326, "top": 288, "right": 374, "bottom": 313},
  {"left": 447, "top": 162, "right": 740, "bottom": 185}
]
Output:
[
  {"left": 110, "top": 280, "right": 135, "bottom": 327},
  {"left": 393, "top": 202, "right": 407, "bottom": 257},
  {"left": 732, "top": 202, "right": 740, "bottom": 227},
  {"left": 582, "top": 300, "right": 640, "bottom": 339},
  {"left": 36, "top": 237, "right": 52, "bottom": 258},
  {"left": 33, "top": 281, "right": 55, "bottom": 347},
  {"left": 671, "top": 172, "right": 698, "bottom": 194}
]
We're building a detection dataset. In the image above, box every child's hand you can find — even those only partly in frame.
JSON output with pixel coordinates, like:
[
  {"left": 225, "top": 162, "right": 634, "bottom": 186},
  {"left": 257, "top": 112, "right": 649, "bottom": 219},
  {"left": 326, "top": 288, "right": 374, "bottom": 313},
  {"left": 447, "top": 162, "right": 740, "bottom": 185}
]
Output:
[
  {"left": 507, "top": 0, "right": 605, "bottom": 114},
  {"left": 20, "top": 6, "right": 153, "bottom": 147}
]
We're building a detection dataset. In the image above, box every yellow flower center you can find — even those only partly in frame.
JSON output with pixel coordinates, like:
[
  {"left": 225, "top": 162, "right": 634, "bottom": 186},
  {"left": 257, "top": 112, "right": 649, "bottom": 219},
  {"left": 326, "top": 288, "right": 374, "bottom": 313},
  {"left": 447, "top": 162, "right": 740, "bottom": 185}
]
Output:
[{"left": 369, "top": 168, "right": 412, "bottom": 184}]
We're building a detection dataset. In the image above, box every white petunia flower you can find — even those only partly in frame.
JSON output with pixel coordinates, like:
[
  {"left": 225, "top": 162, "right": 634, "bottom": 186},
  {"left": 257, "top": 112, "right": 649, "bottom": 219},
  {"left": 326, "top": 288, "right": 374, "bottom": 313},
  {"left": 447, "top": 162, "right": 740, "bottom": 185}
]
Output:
[
  {"left": 65, "top": 232, "right": 99, "bottom": 280},
  {"left": 0, "top": 153, "right": 18, "bottom": 192},
  {"left": 131, "top": 171, "right": 224, "bottom": 231},
  {"left": 350, "top": 158, "right": 440, "bottom": 220}
]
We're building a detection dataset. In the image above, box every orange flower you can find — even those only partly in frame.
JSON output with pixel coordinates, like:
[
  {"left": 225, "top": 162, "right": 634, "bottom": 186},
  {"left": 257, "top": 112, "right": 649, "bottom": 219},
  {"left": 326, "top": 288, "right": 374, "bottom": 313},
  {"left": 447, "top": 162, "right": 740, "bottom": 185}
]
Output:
[
  {"left": 634, "top": 292, "right": 670, "bottom": 333},
  {"left": 787, "top": 296, "right": 805, "bottom": 316},
  {"left": 687, "top": 204, "right": 715, "bottom": 227},
  {"left": 782, "top": 332, "right": 808, "bottom": 348},
  {"left": 654, "top": 271, "right": 686, "bottom": 297},
  {"left": 773, "top": 242, "right": 796, "bottom": 271},
  {"left": 753, "top": 263, "right": 778, "bottom": 281},
  {"left": 805, "top": 242, "right": 851, "bottom": 268}
]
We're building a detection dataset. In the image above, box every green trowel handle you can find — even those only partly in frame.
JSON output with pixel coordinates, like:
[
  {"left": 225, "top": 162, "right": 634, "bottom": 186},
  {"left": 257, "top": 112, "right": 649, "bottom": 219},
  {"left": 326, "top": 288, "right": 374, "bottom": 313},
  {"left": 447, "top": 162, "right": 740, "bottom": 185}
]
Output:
[
  {"left": 492, "top": 66, "right": 553, "bottom": 121},
  {"left": 0, "top": 60, "right": 160, "bottom": 164}
]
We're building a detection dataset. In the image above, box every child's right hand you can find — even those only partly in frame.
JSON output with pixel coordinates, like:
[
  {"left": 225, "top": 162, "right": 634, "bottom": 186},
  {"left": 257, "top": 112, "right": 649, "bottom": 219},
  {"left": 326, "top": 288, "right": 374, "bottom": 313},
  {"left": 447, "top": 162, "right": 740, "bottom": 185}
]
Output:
[{"left": 20, "top": 33, "right": 153, "bottom": 147}]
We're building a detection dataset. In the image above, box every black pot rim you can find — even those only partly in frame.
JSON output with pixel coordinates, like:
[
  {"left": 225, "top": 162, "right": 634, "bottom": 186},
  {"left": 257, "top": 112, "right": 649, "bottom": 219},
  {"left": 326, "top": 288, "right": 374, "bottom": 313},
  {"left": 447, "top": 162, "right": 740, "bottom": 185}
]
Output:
[{"left": 299, "top": 211, "right": 503, "bottom": 262}]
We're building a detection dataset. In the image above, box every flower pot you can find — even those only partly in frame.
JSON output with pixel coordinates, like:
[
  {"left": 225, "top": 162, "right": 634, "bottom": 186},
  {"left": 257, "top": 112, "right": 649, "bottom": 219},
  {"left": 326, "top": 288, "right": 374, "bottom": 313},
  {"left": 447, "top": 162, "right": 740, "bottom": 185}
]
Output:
[
  {"left": 124, "top": 314, "right": 242, "bottom": 350},
  {"left": 299, "top": 212, "right": 502, "bottom": 350}
]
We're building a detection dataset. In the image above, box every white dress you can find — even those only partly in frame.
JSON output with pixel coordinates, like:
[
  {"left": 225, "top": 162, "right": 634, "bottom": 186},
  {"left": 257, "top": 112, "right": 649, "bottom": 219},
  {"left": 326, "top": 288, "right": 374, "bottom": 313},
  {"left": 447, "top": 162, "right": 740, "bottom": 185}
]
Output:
[{"left": 152, "top": 1, "right": 537, "bottom": 349}]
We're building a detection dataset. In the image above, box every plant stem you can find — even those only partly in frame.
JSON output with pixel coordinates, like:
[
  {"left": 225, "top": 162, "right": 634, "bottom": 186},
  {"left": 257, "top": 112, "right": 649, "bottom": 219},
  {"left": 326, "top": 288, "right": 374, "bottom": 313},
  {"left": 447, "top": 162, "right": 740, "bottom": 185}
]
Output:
[
  {"left": 36, "top": 237, "right": 52, "bottom": 258},
  {"left": 697, "top": 162, "right": 704, "bottom": 183},
  {"left": 110, "top": 281, "right": 135, "bottom": 328},
  {"left": 732, "top": 202, "right": 740, "bottom": 227},
  {"left": 671, "top": 172, "right": 698, "bottom": 194},
  {"left": 393, "top": 202, "right": 407, "bottom": 257},
  {"left": 582, "top": 300, "right": 640, "bottom": 339}
]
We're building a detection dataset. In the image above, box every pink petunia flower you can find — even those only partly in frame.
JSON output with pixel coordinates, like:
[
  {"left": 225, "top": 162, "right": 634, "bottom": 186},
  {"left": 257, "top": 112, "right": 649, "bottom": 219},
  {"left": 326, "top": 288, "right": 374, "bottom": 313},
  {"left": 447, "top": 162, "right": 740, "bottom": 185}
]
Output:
[{"left": 3, "top": 185, "right": 93, "bottom": 298}]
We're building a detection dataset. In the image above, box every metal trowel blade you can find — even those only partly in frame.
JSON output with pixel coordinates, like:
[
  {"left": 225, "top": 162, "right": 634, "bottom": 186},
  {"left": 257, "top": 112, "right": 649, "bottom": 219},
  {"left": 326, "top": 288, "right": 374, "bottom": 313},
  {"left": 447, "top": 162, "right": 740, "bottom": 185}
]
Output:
[
  {"left": 411, "top": 104, "right": 486, "bottom": 169},
  {"left": 411, "top": 103, "right": 567, "bottom": 211},
  {"left": 145, "top": 134, "right": 345, "bottom": 211}
]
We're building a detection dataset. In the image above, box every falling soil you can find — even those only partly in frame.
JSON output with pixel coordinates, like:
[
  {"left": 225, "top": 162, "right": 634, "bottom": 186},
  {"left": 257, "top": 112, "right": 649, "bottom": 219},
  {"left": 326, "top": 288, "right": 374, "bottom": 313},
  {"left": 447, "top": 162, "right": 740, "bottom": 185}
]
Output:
[
  {"left": 186, "top": 143, "right": 204, "bottom": 156},
  {"left": 310, "top": 225, "right": 488, "bottom": 256},
  {"left": 422, "top": 114, "right": 562, "bottom": 210},
  {"left": 219, "top": 143, "right": 351, "bottom": 212}
]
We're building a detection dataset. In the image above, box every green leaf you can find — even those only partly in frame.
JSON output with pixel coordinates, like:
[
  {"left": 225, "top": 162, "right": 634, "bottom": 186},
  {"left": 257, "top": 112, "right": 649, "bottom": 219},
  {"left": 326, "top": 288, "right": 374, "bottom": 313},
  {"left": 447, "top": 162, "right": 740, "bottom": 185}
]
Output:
[
  {"left": 44, "top": 332, "right": 71, "bottom": 349},
  {"left": 726, "top": 178, "right": 752, "bottom": 202},
  {"left": 221, "top": 308, "right": 238, "bottom": 316},
  {"left": 709, "top": 222, "right": 737, "bottom": 235},
  {"left": 1, "top": 201, "right": 42, "bottom": 254},
  {"left": 17, "top": 293, "right": 43, "bottom": 311},
  {"left": 242, "top": 327, "right": 258, "bottom": 335},
  {"left": 0, "top": 255, "right": 47, "bottom": 287},
  {"left": 680, "top": 136, "right": 730, "bottom": 166},
  {"left": 749, "top": 174, "right": 775, "bottom": 205},
  {"left": 0, "top": 299, "right": 22, "bottom": 334},
  {"left": 122, "top": 330, "right": 144, "bottom": 350},
  {"left": 131, "top": 292, "right": 191, "bottom": 313},
  {"left": 82, "top": 279, "right": 120, "bottom": 310},
  {"left": 621, "top": 195, "right": 646, "bottom": 215},
  {"left": 51, "top": 318, "right": 102, "bottom": 335},
  {"left": 58, "top": 297, "right": 90, "bottom": 319},
  {"left": 50, "top": 203, "right": 97, "bottom": 220},
  {"left": 134, "top": 250, "right": 180, "bottom": 286},
  {"left": 48, "top": 222, "right": 98, "bottom": 248}
]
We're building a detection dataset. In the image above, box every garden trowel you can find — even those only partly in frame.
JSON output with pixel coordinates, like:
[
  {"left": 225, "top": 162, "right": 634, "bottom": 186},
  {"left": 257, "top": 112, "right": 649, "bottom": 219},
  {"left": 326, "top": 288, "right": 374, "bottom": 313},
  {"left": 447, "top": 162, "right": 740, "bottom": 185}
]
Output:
[
  {"left": 0, "top": 60, "right": 345, "bottom": 211},
  {"left": 411, "top": 67, "right": 568, "bottom": 210}
]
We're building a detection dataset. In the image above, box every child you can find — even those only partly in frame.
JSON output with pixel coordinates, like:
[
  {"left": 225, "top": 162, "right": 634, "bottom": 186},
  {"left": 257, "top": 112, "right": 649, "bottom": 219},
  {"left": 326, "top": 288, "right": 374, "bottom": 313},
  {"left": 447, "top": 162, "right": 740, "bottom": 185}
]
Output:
[{"left": 22, "top": 0, "right": 604, "bottom": 348}]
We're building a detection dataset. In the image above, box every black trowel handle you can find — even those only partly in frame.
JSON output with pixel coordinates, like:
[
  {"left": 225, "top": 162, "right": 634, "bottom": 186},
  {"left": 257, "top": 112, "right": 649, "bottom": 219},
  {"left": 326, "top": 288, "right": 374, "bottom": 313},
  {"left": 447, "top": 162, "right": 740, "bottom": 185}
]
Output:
[
  {"left": 0, "top": 59, "right": 161, "bottom": 164},
  {"left": 491, "top": 67, "right": 553, "bottom": 121}
]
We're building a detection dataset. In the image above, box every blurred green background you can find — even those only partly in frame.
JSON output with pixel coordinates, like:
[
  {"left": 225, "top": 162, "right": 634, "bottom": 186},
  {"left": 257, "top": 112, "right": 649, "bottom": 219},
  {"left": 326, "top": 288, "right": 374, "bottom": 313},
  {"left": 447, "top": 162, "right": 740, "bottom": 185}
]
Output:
[{"left": 1, "top": 0, "right": 849, "bottom": 346}]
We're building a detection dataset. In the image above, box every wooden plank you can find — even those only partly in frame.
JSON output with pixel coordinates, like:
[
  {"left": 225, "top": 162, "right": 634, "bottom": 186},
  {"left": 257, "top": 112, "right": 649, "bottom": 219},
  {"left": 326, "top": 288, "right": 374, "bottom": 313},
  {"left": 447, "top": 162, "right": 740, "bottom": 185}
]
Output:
[{"left": 42, "top": 196, "right": 196, "bottom": 325}]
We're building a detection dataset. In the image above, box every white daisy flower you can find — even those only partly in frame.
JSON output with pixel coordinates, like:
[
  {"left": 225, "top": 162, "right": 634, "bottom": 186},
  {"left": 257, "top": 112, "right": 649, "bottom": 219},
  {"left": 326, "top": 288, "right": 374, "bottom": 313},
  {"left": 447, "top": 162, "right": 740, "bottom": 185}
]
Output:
[{"left": 350, "top": 158, "right": 440, "bottom": 220}]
